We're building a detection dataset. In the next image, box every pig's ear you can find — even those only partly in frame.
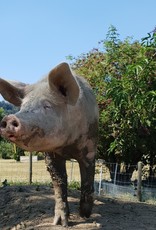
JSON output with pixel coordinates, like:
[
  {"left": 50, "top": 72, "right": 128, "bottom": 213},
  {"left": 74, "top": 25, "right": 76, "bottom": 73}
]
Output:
[
  {"left": 48, "top": 62, "right": 79, "bottom": 105},
  {"left": 0, "top": 78, "right": 26, "bottom": 106}
]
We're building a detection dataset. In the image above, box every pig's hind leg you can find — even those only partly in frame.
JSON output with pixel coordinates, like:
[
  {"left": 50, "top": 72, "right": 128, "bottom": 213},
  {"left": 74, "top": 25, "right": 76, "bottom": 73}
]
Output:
[
  {"left": 78, "top": 148, "right": 95, "bottom": 218},
  {"left": 45, "top": 153, "right": 69, "bottom": 227}
]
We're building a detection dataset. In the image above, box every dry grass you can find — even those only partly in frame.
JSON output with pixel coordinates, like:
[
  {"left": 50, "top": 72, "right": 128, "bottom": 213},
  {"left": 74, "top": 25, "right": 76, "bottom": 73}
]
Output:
[{"left": 0, "top": 159, "right": 81, "bottom": 184}]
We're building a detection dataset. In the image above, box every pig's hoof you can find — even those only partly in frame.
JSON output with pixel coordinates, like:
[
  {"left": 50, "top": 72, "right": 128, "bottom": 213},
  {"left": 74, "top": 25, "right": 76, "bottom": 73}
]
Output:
[{"left": 53, "top": 214, "right": 68, "bottom": 227}]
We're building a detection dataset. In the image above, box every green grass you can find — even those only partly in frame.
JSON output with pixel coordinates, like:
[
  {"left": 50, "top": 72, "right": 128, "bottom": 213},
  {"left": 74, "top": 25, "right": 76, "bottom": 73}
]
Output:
[
  {"left": 0, "top": 159, "right": 81, "bottom": 185},
  {"left": 0, "top": 159, "right": 110, "bottom": 186}
]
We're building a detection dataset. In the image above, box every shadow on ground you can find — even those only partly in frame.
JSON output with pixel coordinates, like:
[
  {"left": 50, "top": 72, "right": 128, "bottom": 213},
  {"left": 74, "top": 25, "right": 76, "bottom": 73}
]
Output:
[{"left": 0, "top": 185, "right": 156, "bottom": 230}]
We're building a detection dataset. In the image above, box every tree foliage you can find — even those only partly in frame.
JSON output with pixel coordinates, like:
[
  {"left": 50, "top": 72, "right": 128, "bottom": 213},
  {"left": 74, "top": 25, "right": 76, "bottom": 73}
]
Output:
[{"left": 68, "top": 25, "right": 156, "bottom": 166}]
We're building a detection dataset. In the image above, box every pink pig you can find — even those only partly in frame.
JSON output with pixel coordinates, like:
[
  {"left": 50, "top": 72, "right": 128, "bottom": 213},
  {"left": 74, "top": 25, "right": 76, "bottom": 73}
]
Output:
[{"left": 0, "top": 63, "right": 99, "bottom": 226}]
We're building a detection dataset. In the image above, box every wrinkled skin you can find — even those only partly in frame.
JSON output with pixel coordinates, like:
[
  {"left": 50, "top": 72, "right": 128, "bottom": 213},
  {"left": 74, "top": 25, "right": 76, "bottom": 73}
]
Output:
[{"left": 0, "top": 63, "right": 98, "bottom": 226}]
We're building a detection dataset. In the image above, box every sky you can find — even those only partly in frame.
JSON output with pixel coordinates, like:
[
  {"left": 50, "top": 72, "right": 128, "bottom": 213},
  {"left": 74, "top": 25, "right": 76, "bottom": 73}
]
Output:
[{"left": 0, "top": 0, "right": 156, "bottom": 85}]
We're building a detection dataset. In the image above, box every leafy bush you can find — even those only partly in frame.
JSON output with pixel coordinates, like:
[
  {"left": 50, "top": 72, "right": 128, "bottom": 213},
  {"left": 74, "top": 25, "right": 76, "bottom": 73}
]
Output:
[
  {"left": 0, "top": 141, "right": 14, "bottom": 159},
  {"left": 13, "top": 146, "right": 25, "bottom": 161},
  {"left": 68, "top": 181, "right": 80, "bottom": 190}
]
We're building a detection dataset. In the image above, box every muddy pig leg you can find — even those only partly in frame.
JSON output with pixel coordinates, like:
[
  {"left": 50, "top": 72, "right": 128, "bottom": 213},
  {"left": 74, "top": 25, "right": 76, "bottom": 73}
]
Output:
[
  {"left": 45, "top": 153, "right": 69, "bottom": 227},
  {"left": 78, "top": 151, "right": 95, "bottom": 218}
]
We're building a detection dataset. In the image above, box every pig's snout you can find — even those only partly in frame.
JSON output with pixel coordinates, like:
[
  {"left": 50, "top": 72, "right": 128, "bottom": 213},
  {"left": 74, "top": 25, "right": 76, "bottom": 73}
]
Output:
[
  {"left": 1, "top": 115, "right": 19, "bottom": 129},
  {"left": 0, "top": 115, "right": 21, "bottom": 141}
]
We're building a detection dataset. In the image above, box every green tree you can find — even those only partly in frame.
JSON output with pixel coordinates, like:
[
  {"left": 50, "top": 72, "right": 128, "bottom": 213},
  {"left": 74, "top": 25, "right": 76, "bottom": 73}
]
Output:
[
  {"left": 103, "top": 27, "right": 156, "bottom": 166},
  {"left": 68, "top": 25, "right": 156, "bottom": 170}
]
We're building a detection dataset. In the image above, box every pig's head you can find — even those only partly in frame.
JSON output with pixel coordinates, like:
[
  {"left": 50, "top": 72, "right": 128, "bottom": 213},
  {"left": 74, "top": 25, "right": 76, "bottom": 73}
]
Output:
[{"left": 0, "top": 63, "right": 80, "bottom": 152}]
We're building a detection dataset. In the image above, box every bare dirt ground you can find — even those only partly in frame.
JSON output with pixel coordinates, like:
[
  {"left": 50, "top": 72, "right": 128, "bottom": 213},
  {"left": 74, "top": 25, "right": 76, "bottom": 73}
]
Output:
[{"left": 0, "top": 185, "right": 156, "bottom": 230}]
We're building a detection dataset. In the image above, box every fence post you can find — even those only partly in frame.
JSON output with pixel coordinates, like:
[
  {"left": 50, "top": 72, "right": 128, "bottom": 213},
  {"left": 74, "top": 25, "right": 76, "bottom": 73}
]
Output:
[
  {"left": 113, "top": 163, "right": 118, "bottom": 194},
  {"left": 98, "top": 165, "right": 103, "bottom": 195},
  {"left": 137, "top": 161, "right": 142, "bottom": 201},
  {"left": 114, "top": 163, "right": 118, "bottom": 185},
  {"left": 29, "top": 152, "right": 32, "bottom": 184}
]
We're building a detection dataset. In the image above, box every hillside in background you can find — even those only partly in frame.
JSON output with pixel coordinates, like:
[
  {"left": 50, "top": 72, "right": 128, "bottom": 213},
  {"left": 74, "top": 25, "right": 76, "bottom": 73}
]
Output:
[{"left": 0, "top": 101, "right": 19, "bottom": 115}]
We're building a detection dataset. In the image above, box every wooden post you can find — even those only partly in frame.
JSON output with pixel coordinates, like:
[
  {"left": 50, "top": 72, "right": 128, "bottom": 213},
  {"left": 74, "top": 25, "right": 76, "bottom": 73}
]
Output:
[
  {"left": 70, "top": 160, "right": 74, "bottom": 182},
  {"left": 137, "top": 161, "right": 142, "bottom": 201},
  {"left": 29, "top": 152, "right": 32, "bottom": 184}
]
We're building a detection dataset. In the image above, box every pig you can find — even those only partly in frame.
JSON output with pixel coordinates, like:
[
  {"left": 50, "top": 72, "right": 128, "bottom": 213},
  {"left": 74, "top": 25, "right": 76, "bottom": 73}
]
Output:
[{"left": 0, "top": 62, "right": 98, "bottom": 226}]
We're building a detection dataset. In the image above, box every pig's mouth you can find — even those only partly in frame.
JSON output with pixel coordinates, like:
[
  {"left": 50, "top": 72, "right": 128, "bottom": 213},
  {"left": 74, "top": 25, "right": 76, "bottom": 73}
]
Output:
[
  {"left": 0, "top": 130, "right": 19, "bottom": 143},
  {"left": 4, "top": 126, "right": 45, "bottom": 150},
  {"left": 3, "top": 132, "right": 25, "bottom": 144},
  {"left": 8, "top": 134, "right": 17, "bottom": 142}
]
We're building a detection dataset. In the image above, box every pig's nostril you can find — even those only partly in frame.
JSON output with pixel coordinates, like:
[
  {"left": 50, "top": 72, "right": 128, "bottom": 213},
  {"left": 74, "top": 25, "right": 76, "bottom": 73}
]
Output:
[
  {"left": 1, "top": 121, "right": 7, "bottom": 128},
  {"left": 12, "top": 120, "right": 19, "bottom": 127},
  {"left": 0, "top": 117, "right": 19, "bottom": 129}
]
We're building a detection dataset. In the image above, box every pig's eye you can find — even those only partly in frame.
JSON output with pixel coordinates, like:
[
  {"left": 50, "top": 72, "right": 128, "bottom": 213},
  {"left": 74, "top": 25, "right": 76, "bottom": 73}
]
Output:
[{"left": 43, "top": 101, "right": 52, "bottom": 110}]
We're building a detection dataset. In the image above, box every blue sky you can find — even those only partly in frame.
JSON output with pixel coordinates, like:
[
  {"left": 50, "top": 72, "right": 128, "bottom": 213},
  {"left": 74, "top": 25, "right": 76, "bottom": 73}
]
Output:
[{"left": 0, "top": 0, "right": 155, "bottom": 84}]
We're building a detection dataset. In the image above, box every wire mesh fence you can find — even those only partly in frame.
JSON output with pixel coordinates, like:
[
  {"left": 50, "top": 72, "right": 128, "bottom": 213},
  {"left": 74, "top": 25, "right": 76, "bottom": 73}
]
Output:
[
  {"left": 0, "top": 158, "right": 156, "bottom": 202},
  {"left": 94, "top": 160, "right": 156, "bottom": 202}
]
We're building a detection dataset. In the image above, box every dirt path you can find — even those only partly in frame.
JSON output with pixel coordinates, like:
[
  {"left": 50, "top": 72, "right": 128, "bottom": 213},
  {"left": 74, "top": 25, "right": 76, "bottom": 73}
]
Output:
[{"left": 0, "top": 185, "right": 156, "bottom": 230}]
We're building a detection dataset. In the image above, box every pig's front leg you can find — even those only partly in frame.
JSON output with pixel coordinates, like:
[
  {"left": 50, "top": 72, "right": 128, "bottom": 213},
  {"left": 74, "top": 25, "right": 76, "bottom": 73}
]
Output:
[{"left": 45, "top": 153, "right": 69, "bottom": 227}]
